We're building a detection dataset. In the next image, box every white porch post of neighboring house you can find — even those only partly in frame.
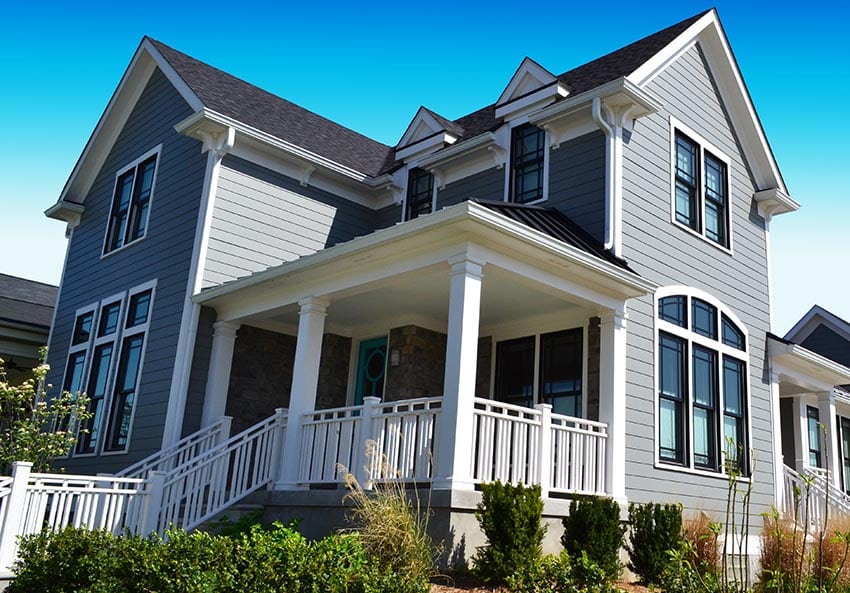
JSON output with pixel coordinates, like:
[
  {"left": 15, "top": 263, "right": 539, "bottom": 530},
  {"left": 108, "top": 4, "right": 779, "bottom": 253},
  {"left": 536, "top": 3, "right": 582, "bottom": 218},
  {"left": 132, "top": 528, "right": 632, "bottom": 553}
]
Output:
[
  {"left": 200, "top": 321, "right": 240, "bottom": 428},
  {"left": 769, "top": 372, "right": 784, "bottom": 509},
  {"left": 275, "top": 297, "right": 328, "bottom": 489},
  {"left": 433, "top": 256, "right": 483, "bottom": 491},
  {"left": 818, "top": 390, "right": 841, "bottom": 488},
  {"left": 598, "top": 306, "right": 627, "bottom": 502},
  {"left": 793, "top": 397, "right": 807, "bottom": 472}
]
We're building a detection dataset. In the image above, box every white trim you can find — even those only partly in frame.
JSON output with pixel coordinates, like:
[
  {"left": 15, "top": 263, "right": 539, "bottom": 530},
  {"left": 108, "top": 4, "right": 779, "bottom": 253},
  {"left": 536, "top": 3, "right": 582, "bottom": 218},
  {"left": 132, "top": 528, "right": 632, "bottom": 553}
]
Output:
[
  {"left": 652, "top": 285, "right": 753, "bottom": 477},
  {"left": 100, "top": 144, "right": 163, "bottom": 258},
  {"left": 395, "top": 132, "right": 458, "bottom": 162},
  {"left": 495, "top": 83, "right": 569, "bottom": 121},
  {"left": 669, "top": 116, "right": 734, "bottom": 255},
  {"left": 497, "top": 57, "right": 558, "bottom": 105},
  {"left": 785, "top": 305, "right": 850, "bottom": 345}
]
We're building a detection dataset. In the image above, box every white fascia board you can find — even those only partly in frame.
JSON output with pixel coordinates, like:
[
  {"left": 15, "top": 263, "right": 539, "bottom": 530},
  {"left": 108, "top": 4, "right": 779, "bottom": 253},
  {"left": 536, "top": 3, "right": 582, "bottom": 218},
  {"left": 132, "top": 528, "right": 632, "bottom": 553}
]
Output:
[
  {"left": 396, "top": 107, "right": 450, "bottom": 148},
  {"left": 394, "top": 132, "right": 458, "bottom": 162},
  {"left": 497, "top": 57, "right": 559, "bottom": 105},
  {"left": 44, "top": 199, "right": 85, "bottom": 227},
  {"left": 415, "top": 132, "right": 497, "bottom": 170},
  {"left": 50, "top": 40, "right": 203, "bottom": 211},
  {"left": 628, "top": 9, "right": 790, "bottom": 197},
  {"left": 530, "top": 77, "right": 663, "bottom": 128},
  {"left": 494, "top": 82, "right": 569, "bottom": 121},
  {"left": 768, "top": 336, "right": 850, "bottom": 387},
  {"left": 176, "top": 109, "right": 373, "bottom": 183},
  {"left": 194, "top": 200, "right": 654, "bottom": 307},
  {"left": 754, "top": 188, "right": 800, "bottom": 219}
]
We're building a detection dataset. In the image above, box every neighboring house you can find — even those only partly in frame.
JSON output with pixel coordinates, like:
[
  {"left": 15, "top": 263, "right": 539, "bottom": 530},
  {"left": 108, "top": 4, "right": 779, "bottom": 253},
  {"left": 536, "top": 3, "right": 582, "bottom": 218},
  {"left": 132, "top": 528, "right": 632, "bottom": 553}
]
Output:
[
  {"left": 770, "top": 306, "right": 850, "bottom": 497},
  {"left": 44, "top": 8, "right": 804, "bottom": 555},
  {"left": 0, "top": 274, "right": 57, "bottom": 384}
]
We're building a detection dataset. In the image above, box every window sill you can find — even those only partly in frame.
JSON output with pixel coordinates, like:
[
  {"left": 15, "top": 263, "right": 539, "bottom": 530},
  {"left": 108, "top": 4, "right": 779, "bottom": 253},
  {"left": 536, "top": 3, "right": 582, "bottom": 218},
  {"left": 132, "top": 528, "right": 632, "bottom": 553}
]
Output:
[
  {"left": 672, "top": 220, "right": 733, "bottom": 256},
  {"left": 101, "top": 235, "right": 147, "bottom": 260},
  {"left": 654, "top": 461, "right": 751, "bottom": 483}
]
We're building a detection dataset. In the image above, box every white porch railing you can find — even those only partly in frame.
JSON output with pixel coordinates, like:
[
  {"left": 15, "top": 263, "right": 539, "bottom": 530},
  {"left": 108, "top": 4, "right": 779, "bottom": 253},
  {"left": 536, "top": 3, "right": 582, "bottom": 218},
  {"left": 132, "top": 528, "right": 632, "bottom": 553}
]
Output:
[
  {"left": 117, "top": 416, "right": 232, "bottom": 479},
  {"left": 782, "top": 465, "right": 850, "bottom": 527},
  {"left": 367, "top": 397, "right": 441, "bottom": 483},
  {"left": 471, "top": 398, "right": 608, "bottom": 496}
]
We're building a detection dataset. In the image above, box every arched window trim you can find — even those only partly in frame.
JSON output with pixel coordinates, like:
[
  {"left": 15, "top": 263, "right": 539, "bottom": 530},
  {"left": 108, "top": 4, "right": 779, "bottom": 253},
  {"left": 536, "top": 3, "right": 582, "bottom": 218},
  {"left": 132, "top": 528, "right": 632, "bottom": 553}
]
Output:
[{"left": 653, "top": 285, "right": 753, "bottom": 479}]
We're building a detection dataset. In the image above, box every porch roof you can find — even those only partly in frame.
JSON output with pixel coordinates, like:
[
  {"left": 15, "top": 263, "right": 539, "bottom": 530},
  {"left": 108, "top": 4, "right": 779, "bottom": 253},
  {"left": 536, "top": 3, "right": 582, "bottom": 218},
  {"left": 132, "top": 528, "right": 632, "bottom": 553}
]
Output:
[
  {"left": 768, "top": 333, "right": 850, "bottom": 394},
  {"left": 194, "top": 201, "right": 656, "bottom": 323}
]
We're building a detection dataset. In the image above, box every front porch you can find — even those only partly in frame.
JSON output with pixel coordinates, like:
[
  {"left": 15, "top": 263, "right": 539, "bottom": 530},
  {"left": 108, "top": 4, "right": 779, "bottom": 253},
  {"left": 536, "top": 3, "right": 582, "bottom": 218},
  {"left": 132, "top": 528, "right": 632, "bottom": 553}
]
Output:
[{"left": 191, "top": 201, "right": 654, "bottom": 501}]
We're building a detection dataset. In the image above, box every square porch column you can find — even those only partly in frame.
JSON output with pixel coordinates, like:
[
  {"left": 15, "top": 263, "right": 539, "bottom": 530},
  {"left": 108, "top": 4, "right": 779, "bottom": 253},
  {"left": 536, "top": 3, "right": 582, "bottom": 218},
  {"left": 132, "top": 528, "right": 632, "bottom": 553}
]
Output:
[
  {"left": 598, "top": 307, "right": 627, "bottom": 502},
  {"left": 275, "top": 297, "right": 328, "bottom": 489},
  {"left": 818, "top": 391, "right": 841, "bottom": 488},
  {"left": 433, "top": 257, "right": 483, "bottom": 491},
  {"left": 200, "top": 321, "right": 240, "bottom": 428}
]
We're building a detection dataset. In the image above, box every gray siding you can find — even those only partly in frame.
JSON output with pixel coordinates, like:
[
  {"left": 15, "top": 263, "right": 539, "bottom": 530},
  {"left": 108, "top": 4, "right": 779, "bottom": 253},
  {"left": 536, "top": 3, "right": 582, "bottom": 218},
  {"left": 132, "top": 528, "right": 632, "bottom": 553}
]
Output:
[
  {"left": 436, "top": 167, "right": 504, "bottom": 210},
  {"left": 548, "top": 131, "right": 606, "bottom": 243},
  {"left": 619, "top": 44, "right": 773, "bottom": 517},
  {"left": 46, "top": 68, "right": 206, "bottom": 474},
  {"left": 374, "top": 203, "right": 401, "bottom": 230},
  {"left": 801, "top": 325, "right": 850, "bottom": 368},
  {"left": 204, "top": 156, "right": 380, "bottom": 287},
  {"left": 181, "top": 306, "right": 217, "bottom": 436}
]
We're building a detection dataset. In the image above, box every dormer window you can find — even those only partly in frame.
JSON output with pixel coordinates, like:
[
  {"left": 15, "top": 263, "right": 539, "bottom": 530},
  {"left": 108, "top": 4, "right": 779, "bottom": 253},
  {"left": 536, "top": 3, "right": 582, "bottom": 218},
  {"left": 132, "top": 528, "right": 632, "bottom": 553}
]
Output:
[
  {"left": 104, "top": 150, "right": 159, "bottom": 254},
  {"left": 672, "top": 122, "right": 730, "bottom": 249},
  {"left": 509, "top": 124, "right": 545, "bottom": 204},
  {"left": 405, "top": 168, "right": 434, "bottom": 221}
]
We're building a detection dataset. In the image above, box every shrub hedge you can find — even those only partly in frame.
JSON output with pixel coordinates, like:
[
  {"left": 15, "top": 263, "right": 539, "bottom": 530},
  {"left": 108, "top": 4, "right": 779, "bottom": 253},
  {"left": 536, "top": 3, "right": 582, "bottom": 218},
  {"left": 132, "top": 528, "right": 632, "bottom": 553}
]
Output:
[{"left": 560, "top": 495, "right": 625, "bottom": 580}]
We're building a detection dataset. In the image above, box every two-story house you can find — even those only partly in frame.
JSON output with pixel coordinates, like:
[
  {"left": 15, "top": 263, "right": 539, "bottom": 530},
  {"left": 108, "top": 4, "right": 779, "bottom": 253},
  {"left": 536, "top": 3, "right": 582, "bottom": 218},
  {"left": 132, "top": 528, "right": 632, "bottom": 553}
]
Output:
[{"left": 44, "top": 8, "right": 801, "bottom": 556}]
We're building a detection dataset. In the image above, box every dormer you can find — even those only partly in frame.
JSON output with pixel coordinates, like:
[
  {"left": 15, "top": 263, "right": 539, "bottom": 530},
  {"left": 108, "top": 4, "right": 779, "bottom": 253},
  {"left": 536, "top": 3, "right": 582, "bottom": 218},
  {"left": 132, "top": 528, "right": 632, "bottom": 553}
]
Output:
[
  {"left": 395, "top": 107, "right": 463, "bottom": 162},
  {"left": 494, "top": 57, "right": 569, "bottom": 121}
]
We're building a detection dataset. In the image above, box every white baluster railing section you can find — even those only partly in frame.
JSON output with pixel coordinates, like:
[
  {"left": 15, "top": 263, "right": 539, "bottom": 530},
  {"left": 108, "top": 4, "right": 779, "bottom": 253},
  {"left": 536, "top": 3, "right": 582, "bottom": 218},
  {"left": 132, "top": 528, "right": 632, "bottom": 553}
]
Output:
[
  {"left": 471, "top": 399, "right": 542, "bottom": 486},
  {"left": 369, "top": 397, "right": 442, "bottom": 482},
  {"left": 782, "top": 465, "right": 850, "bottom": 528},
  {"left": 298, "top": 404, "right": 363, "bottom": 484},
  {"left": 117, "top": 416, "right": 232, "bottom": 479},
  {"left": 549, "top": 413, "right": 608, "bottom": 495},
  {"left": 156, "top": 409, "right": 286, "bottom": 533}
]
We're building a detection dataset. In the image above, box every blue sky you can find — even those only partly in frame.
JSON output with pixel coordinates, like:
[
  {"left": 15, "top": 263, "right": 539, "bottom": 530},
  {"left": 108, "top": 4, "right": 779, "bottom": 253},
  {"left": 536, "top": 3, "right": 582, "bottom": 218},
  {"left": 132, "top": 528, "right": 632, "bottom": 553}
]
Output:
[{"left": 0, "top": 0, "right": 846, "bottom": 334}]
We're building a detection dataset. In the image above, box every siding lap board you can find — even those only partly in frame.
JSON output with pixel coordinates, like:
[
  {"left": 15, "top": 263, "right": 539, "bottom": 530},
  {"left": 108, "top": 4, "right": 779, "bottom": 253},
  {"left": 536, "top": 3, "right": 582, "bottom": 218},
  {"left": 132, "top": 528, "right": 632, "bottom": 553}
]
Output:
[
  {"left": 620, "top": 44, "right": 773, "bottom": 516},
  {"left": 46, "top": 68, "right": 205, "bottom": 474}
]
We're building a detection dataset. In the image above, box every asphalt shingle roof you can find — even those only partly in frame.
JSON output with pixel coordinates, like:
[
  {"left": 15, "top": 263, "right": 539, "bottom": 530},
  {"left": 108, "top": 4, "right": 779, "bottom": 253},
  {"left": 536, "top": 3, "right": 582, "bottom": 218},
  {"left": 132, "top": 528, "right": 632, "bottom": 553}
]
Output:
[
  {"left": 149, "top": 10, "right": 708, "bottom": 177},
  {"left": 0, "top": 274, "right": 58, "bottom": 329}
]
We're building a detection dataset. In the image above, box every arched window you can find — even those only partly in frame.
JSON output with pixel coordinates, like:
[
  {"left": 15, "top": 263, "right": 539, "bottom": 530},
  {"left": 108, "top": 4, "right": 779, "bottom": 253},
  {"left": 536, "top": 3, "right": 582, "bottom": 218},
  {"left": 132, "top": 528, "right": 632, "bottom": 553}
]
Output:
[{"left": 656, "top": 287, "right": 749, "bottom": 475}]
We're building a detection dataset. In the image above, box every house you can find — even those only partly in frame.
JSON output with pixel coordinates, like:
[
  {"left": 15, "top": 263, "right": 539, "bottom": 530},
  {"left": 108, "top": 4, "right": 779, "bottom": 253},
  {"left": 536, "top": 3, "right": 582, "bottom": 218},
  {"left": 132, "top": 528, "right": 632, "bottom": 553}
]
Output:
[
  {"left": 43, "top": 8, "right": 803, "bottom": 557},
  {"left": 770, "top": 306, "right": 850, "bottom": 504},
  {"left": 0, "top": 274, "right": 57, "bottom": 385}
]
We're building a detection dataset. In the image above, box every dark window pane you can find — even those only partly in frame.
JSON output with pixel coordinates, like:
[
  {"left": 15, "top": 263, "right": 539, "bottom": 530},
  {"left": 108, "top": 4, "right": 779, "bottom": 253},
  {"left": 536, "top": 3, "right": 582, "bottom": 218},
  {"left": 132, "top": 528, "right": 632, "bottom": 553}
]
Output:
[
  {"left": 674, "top": 133, "right": 699, "bottom": 230},
  {"left": 692, "top": 346, "right": 717, "bottom": 407},
  {"left": 808, "top": 406, "right": 822, "bottom": 467},
  {"left": 106, "top": 335, "right": 144, "bottom": 451},
  {"left": 495, "top": 336, "right": 535, "bottom": 408},
  {"left": 722, "top": 358, "right": 744, "bottom": 415},
  {"left": 721, "top": 315, "right": 745, "bottom": 350},
  {"left": 98, "top": 302, "right": 121, "bottom": 337},
  {"left": 692, "top": 346, "right": 717, "bottom": 469},
  {"left": 405, "top": 168, "right": 433, "bottom": 221},
  {"left": 510, "top": 124, "right": 545, "bottom": 204},
  {"left": 659, "top": 334, "right": 685, "bottom": 400},
  {"left": 692, "top": 298, "right": 717, "bottom": 339},
  {"left": 77, "top": 343, "right": 114, "bottom": 454},
  {"left": 659, "top": 333, "right": 686, "bottom": 464},
  {"left": 63, "top": 351, "right": 87, "bottom": 394},
  {"left": 704, "top": 152, "right": 727, "bottom": 247},
  {"left": 129, "top": 158, "right": 156, "bottom": 241},
  {"left": 539, "top": 329, "right": 582, "bottom": 417},
  {"left": 72, "top": 312, "right": 94, "bottom": 345},
  {"left": 127, "top": 291, "right": 151, "bottom": 327},
  {"left": 659, "top": 296, "right": 686, "bottom": 327},
  {"left": 723, "top": 356, "right": 746, "bottom": 472}
]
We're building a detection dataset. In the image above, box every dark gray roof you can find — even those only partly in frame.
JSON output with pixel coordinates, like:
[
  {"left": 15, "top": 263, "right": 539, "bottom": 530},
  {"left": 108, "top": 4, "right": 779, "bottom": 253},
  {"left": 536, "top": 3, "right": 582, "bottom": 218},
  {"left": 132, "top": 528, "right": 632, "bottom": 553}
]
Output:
[
  {"left": 475, "top": 201, "right": 633, "bottom": 272},
  {"left": 149, "top": 39, "right": 396, "bottom": 177},
  {"left": 0, "top": 274, "right": 58, "bottom": 329},
  {"left": 150, "top": 10, "right": 707, "bottom": 177}
]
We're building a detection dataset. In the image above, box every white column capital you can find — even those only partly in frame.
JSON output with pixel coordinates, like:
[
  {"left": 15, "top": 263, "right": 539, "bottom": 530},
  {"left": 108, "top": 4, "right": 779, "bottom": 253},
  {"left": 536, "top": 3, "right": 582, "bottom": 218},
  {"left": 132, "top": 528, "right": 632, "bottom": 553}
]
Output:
[
  {"left": 599, "top": 308, "right": 628, "bottom": 330},
  {"left": 817, "top": 390, "right": 835, "bottom": 405},
  {"left": 212, "top": 320, "right": 240, "bottom": 337},
  {"left": 297, "top": 296, "right": 329, "bottom": 316},
  {"left": 448, "top": 255, "right": 485, "bottom": 279}
]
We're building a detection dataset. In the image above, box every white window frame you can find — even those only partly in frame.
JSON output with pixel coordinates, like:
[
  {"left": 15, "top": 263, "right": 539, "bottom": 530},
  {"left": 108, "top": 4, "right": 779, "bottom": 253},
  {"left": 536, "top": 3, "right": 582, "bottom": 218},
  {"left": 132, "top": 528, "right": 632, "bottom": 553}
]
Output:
[
  {"left": 62, "top": 279, "right": 156, "bottom": 457},
  {"left": 653, "top": 285, "right": 752, "bottom": 480},
  {"left": 669, "top": 117, "right": 733, "bottom": 254},
  {"left": 401, "top": 165, "right": 438, "bottom": 222},
  {"left": 101, "top": 145, "right": 162, "bottom": 257},
  {"left": 502, "top": 117, "right": 550, "bottom": 205}
]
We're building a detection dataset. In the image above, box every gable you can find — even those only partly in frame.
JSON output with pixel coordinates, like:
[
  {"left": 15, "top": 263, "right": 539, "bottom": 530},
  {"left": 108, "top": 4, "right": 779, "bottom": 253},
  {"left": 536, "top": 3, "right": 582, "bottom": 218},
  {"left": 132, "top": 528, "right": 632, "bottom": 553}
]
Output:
[
  {"left": 495, "top": 57, "right": 568, "bottom": 120},
  {"left": 801, "top": 325, "right": 850, "bottom": 369}
]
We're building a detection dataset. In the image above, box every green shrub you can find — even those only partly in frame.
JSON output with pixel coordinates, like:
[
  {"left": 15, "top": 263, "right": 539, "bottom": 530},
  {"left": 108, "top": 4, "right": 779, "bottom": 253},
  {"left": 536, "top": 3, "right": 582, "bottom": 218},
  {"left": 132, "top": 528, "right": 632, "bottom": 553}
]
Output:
[
  {"left": 472, "top": 480, "right": 546, "bottom": 584},
  {"left": 561, "top": 495, "right": 625, "bottom": 580},
  {"left": 506, "top": 552, "right": 623, "bottom": 593},
  {"left": 626, "top": 501, "right": 683, "bottom": 585},
  {"left": 658, "top": 543, "right": 720, "bottom": 593}
]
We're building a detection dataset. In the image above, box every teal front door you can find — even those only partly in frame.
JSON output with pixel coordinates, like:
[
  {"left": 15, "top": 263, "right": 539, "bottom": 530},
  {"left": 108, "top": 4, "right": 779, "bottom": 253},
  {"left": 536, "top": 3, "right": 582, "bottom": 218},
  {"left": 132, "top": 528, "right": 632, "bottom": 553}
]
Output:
[{"left": 354, "top": 337, "right": 388, "bottom": 405}]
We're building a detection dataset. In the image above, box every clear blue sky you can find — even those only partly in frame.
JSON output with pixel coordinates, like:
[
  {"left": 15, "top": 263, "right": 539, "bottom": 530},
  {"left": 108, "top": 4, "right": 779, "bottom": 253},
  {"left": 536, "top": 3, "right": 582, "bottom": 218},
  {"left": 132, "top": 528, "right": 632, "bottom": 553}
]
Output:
[{"left": 0, "top": 0, "right": 846, "bottom": 334}]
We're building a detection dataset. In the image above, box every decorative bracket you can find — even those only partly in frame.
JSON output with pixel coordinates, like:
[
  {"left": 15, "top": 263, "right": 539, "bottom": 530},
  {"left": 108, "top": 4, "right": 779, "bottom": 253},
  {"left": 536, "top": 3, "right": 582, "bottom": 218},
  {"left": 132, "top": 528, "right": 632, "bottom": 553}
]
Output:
[
  {"left": 429, "top": 168, "right": 446, "bottom": 190},
  {"left": 198, "top": 126, "right": 236, "bottom": 159},
  {"left": 299, "top": 165, "right": 316, "bottom": 187},
  {"left": 487, "top": 145, "right": 507, "bottom": 169}
]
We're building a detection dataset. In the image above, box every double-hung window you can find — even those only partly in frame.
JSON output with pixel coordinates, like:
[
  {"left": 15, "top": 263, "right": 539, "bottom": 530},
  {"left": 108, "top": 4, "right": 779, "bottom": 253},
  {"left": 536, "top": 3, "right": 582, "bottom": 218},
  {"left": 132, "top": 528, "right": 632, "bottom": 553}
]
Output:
[
  {"left": 509, "top": 123, "right": 546, "bottom": 204},
  {"left": 62, "top": 281, "right": 155, "bottom": 456},
  {"left": 672, "top": 123, "right": 730, "bottom": 249},
  {"left": 656, "top": 290, "right": 749, "bottom": 474},
  {"left": 104, "top": 149, "right": 159, "bottom": 254},
  {"left": 405, "top": 168, "right": 434, "bottom": 221}
]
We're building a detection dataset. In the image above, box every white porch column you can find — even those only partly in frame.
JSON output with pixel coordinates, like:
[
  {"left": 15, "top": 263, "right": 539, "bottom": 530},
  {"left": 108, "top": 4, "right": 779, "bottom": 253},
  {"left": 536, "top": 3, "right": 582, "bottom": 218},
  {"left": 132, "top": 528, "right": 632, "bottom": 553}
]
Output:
[
  {"left": 275, "top": 297, "right": 328, "bottom": 489},
  {"left": 598, "top": 306, "right": 627, "bottom": 502},
  {"left": 200, "top": 321, "right": 240, "bottom": 427},
  {"left": 793, "top": 397, "right": 808, "bottom": 472},
  {"left": 433, "top": 256, "right": 483, "bottom": 491},
  {"left": 818, "top": 391, "right": 841, "bottom": 488},
  {"left": 769, "top": 372, "right": 784, "bottom": 509}
]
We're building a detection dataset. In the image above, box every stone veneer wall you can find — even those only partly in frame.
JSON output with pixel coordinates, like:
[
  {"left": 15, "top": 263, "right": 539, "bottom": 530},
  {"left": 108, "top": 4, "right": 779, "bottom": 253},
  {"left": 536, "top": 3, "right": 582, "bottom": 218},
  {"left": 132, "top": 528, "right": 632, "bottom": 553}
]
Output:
[
  {"left": 226, "top": 325, "right": 296, "bottom": 433},
  {"left": 586, "top": 317, "right": 600, "bottom": 421},
  {"left": 475, "top": 336, "right": 492, "bottom": 396},
  {"left": 384, "top": 325, "right": 446, "bottom": 401},
  {"left": 316, "top": 333, "right": 351, "bottom": 409}
]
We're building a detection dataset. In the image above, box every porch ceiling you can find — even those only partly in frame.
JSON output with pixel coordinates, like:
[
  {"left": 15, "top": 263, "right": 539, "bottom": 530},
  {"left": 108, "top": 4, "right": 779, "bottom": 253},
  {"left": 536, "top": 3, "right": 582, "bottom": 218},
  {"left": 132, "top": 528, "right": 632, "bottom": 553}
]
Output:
[{"left": 249, "top": 262, "right": 584, "bottom": 336}]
